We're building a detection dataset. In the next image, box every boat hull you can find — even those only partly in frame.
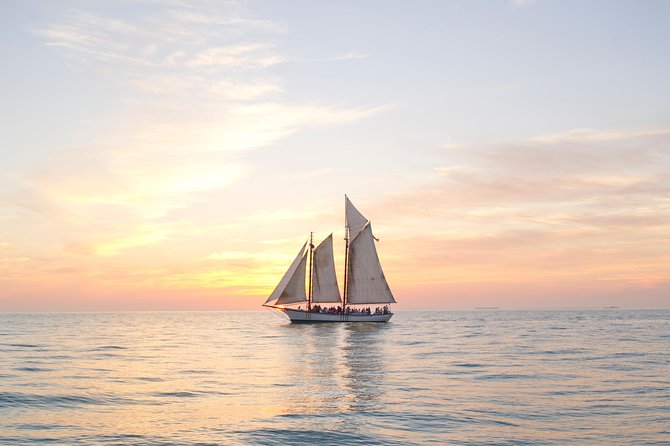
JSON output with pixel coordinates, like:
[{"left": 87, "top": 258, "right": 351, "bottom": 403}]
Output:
[{"left": 281, "top": 308, "right": 393, "bottom": 323}]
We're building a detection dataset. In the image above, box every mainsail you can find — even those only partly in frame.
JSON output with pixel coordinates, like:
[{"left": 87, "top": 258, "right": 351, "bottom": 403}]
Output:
[
  {"left": 346, "top": 223, "right": 396, "bottom": 305},
  {"left": 265, "top": 242, "right": 308, "bottom": 306},
  {"left": 311, "top": 234, "right": 342, "bottom": 303}
]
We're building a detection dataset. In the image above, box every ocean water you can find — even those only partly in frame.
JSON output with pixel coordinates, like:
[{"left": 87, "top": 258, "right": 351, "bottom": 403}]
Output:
[{"left": 0, "top": 310, "right": 669, "bottom": 445}]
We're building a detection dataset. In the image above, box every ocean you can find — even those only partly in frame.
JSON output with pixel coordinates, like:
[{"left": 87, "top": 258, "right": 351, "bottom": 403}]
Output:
[{"left": 1, "top": 310, "right": 668, "bottom": 445}]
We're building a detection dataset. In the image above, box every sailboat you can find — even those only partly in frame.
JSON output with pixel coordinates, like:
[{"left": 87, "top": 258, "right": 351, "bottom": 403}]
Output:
[{"left": 263, "top": 196, "right": 396, "bottom": 322}]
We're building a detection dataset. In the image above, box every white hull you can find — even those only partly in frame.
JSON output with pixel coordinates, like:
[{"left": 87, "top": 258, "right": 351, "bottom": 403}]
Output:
[{"left": 280, "top": 308, "right": 393, "bottom": 323}]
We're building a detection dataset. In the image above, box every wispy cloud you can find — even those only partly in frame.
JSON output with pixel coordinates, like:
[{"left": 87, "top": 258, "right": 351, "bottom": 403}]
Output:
[
  {"left": 37, "top": 4, "right": 287, "bottom": 66},
  {"left": 0, "top": 0, "right": 386, "bottom": 309},
  {"left": 186, "top": 43, "right": 284, "bottom": 68},
  {"left": 328, "top": 51, "right": 369, "bottom": 61}
]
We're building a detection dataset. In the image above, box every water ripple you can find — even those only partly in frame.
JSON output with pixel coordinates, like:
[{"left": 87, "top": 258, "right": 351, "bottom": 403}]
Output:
[{"left": 0, "top": 310, "right": 668, "bottom": 445}]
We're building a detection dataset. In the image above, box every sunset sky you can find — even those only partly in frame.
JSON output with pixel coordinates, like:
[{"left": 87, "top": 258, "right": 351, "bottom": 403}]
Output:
[{"left": 1, "top": 0, "right": 669, "bottom": 310}]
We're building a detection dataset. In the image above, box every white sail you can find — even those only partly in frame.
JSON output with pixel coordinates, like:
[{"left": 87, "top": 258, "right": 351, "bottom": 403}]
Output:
[
  {"left": 265, "top": 242, "right": 308, "bottom": 306},
  {"left": 345, "top": 195, "right": 368, "bottom": 240},
  {"left": 346, "top": 223, "right": 396, "bottom": 304},
  {"left": 312, "top": 234, "right": 342, "bottom": 303}
]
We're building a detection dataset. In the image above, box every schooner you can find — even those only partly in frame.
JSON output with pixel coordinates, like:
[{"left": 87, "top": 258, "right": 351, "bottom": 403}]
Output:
[{"left": 263, "top": 196, "right": 396, "bottom": 322}]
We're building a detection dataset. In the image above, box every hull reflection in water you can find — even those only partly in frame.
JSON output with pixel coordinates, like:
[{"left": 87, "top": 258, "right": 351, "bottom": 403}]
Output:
[{"left": 279, "top": 308, "right": 393, "bottom": 323}]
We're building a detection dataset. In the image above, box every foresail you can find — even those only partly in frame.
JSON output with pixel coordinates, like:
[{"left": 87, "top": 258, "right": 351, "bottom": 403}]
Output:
[
  {"left": 347, "top": 223, "right": 396, "bottom": 304},
  {"left": 265, "top": 242, "right": 308, "bottom": 305},
  {"left": 345, "top": 196, "right": 368, "bottom": 240},
  {"left": 312, "top": 234, "right": 342, "bottom": 303},
  {"left": 276, "top": 252, "right": 308, "bottom": 305}
]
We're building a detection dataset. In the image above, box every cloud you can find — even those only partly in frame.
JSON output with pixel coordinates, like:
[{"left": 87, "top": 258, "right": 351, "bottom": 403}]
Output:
[
  {"left": 328, "top": 51, "right": 369, "bottom": 61},
  {"left": 208, "top": 80, "right": 282, "bottom": 100},
  {"left": 186, "top": 43, "right": 284, "bottom": 68},
  {"left": 37, "top": 4, "right": 287, "bottom": 66},
  {"left": 377, "top": 126, "right": 670, "bottom": 294},
  {"left": 89, "top": 224, "right": 174, "bottom": 256},
  {"left": 168, "top": 10, "right": 286, "bottom": 33},
  {"left": 39, "top": 11, "right": 148, "bottom": 65},
  {"left": 0, "top": 0, "right": 387, "bottom": 312},
  {"left": 433, "top": 127, "right": 670, "bottom": 204}
]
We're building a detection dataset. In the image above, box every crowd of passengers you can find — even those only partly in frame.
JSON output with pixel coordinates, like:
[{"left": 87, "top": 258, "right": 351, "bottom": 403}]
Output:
[{"left": 300, "top": 304, "right": 390, "bottom": 315}]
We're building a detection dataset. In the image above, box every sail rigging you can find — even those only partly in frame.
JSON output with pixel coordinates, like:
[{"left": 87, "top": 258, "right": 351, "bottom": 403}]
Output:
[{"left": 311, "top": 234, "right": 342, "bottom": 303}]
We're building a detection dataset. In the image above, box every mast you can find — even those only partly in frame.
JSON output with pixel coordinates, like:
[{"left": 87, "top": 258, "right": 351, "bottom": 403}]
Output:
[
  {"left": 343, "top": 197, "right": 349, "bottom": 309},
  {"left": 307, "top": 232, "right": 314, "bottom": 311}
]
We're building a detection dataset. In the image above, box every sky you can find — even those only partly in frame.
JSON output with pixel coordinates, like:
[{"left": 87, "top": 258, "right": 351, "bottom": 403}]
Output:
[{"left": 1, "top": 0, "right": 669, "bottom": 311}]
